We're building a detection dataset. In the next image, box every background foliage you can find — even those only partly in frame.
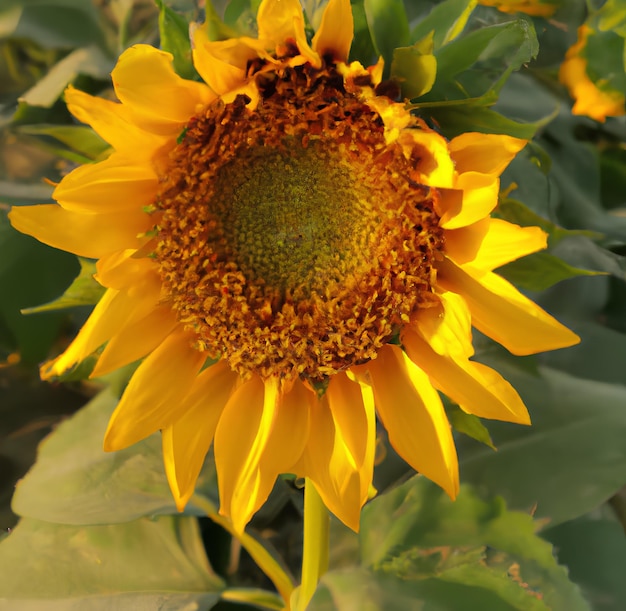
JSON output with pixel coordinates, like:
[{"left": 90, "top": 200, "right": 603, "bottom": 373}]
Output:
[{"left": 1, "top": 0, "right": 626, "bottom": 609}]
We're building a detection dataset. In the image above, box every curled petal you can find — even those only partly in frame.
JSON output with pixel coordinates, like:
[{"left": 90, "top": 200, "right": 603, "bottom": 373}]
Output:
[
  {"left": 112, "top": 45, "right": 214, "bottom": 135},
  {"left": 312, "top": 0, "right": 353, "bottom": 62}
]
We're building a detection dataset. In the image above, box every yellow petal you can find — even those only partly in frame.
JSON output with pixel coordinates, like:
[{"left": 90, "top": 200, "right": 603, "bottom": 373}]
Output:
[
  {"left": 292, "top": 394, "right": 363, "bottom": 532},
  {"left": 439, "top": 257, "right": 580, "bottom": 355},
  {"left": 471, "top": 219, "right": 547, "bottom": 271},
  {"left": 445, "top": 218, "right": 547, "bottom": 270},
  {"left": 403, "top": 329, "right": 530, "bottom": 424},
  {"left": 257, "top": 0, "right": 319, "bottom": 65},
  {"left": 312, "top": 0, "right": 353, "bottom": 62},
  {"left": 95, "top": 249, "right": 157, "bottom": 289},
  {"left": 442, "top": 218, "right": 490, "bottom": 266},
  {"left": 103, "top": 329, "right": 206, "bottom": 451},
  {"left": 363, "top": 345, "right": 459, "bottom": 499},
  {"left": 42, "top": 274, "right": 162, "bottom": 378},
  {"left": 437, "top": 172, "right": 499, "bottom": 230},
  {"left": 413, "top": 290, "right": 473, "bottom": 359},
  {"left": 52, "top": 153, "right": 158, "bottom": 214},
  {"left": 91, "top": 305, "right": 178, "bottom": 378},
  {"left": 8, "top": 204, "right": 150, "bottom": 259},
  {"left": 112, "top": 44, "right": 213, "bottom": 135},
  {"left": 192, "top": 27, "right": 263, "bottom": 96},
  {"left": 327, "top": 372, "right": 376, "bottom": 503},
  {"left": 449, "top": 132, "right": 527, "bottom": 176},
  {"left": 162, "top": 360, "right": 238, "bottom": 509},
  {"left": 397, "top": 129, "right": 455, "bottom": 187},
  {"left": 64, "top": 86, "right": 167, "bottom": 154},
  {"left": 260, "top": 378, "right": 312, "bottom": 477},
  {"left": 215, "top": 376, "right": 283, "bottom": 532}
]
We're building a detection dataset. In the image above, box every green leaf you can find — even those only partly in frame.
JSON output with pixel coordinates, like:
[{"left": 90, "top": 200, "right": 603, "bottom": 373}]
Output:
[
  {"left": 458, "top": 364, "right": 626, "bottom": 528},
  {"left": 495, "top": 197, "right": 600, "bottom": 245},
  {"left": 497, "top": 251, "right": 604, "bottom": 292},
  {"left": 310, "top": 566, "right": 544, "bottom": 611},
  {"left": 4, "top": 3, "right": 106, "bottom": 50},
  {"left": 18, "top": 46, "right": 113, "bottom": 108},
  {"left": 364, "top": 0, "right": 410, "bottom": 73},
  {"left": 16, "top": 124, "right": 109, "bottom": 162},
  {"left": 446, "top": 402, "right": 496, "bottom": 449},
  {"left": 11, "top": 388, "right": 218, "bottom": 525},
  {"left": 410, "top": 0, "right": 477, "bottom": 50},
  {"left": 583, "top": 28, "right": 626, "bottom": 95},
  {"left": 155, "top": 0, "right": 196, "bottom": 79},
  {"left": 425, "top": 19, "right": 538, "bottom": 102},
  {"left": 0, "top": 515, "right": 223, "bottom": 609},
  {"left": 0, "top": 212, "right": 79, "bottom": 364},
  {"left": 359, "top": 479, "right": 589, "bottom": 610},
  {"left": 542, "top": 517, "right": 626, "bottom": 611},
  {"left": 21, "top": 258, "right": 105, "bottom": 313},
  {"left": 422, "top": 98, "right": 541, "bottom": 139},
  {"left": 390, "top": 35, "right": 437, "bottom": 100},
  {"left": 348, "top": 0, "right": 377, "bottom": 64}
]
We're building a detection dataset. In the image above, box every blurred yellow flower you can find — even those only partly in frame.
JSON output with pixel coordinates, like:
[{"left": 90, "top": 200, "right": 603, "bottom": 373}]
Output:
[
  {"left": 478, "top": 0, "right": 560, "bottom": 16},
  {"left": 560, "top": 25, "right": 626, "bottom": 123},
  {"left": 10, "top": 0, "right": 579, "bottom": 533}
]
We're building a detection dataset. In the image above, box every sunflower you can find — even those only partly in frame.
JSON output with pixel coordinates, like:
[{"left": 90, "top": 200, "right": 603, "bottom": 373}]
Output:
[
  {"left": 10, "top": 0, "right": 579, "bottom": 533},
  {"left": 559, "top": 25, "right": 626, "bottom": 123}
]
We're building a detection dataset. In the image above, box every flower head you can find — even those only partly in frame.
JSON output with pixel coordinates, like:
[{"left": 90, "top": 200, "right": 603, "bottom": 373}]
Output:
[
  {"left": 559, "top": 25, "right": 626, "bottom": 123},
  {"left": 10, "top": 0, "right": 579, "bottom": 533}
]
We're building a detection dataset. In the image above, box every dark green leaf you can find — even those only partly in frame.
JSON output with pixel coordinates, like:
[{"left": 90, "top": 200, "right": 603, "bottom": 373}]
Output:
[
  {"left": 0, "top": 515, "right": 223, "bottom": 609},
  {"left": 497, "top": 251, "right": 604, "bottom": 292},
  {"left": 424, "top": 19, "right": 538, "bottom": 102},
  {"left": 458, "top": 364, "right": 626, "bottom": 528},
  {"left": 543, "top": 517, "right": 626, "bottom": 611},
  {"left": 364, "top": 0, "right": 410, "bottom": 73},
  {"left": 0, "top": 212, "right": 79, "bottom": 364},
  {"left": 22, "top": 258, "right": 104, "bottom": 313}
]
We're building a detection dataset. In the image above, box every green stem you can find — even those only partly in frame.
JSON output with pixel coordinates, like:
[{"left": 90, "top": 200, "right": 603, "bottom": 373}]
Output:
[
  {"left": 190, "top": 494, "right": 295, "bottom": 606},
  {"left": 291, "top": 479, "right": 330, "bottom": 611}
]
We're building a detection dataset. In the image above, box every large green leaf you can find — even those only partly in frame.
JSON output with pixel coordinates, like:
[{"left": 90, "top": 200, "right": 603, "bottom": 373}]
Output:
[
  {"left": 352, "top": 479, "right": 588, "bottom": 610},
  {"left": 0, "top": 515, "right": 223, "bottom": 610},
  {"left": 458, "top": 364, "right": 626, "bottom": 528},
  {"left": 155, "top": 0, "right": 196, "bottom": 79},
  {"left": 11, "top": 388, "right": 218, "bottom": 525}
]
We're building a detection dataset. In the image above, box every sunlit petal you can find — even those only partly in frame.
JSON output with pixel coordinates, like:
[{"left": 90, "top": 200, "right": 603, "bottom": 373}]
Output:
[
  {"left": 103, "top": 329, "right": 206, "bottom": 451},
  {"left": 363, "top": 345, "right": 459, "bottom": 498},
  {"left": 163, "top": 361, "right": 238, "bottom": 509},
  {"left": 439, "top": 257, "right": 580, "bottom": 355}
]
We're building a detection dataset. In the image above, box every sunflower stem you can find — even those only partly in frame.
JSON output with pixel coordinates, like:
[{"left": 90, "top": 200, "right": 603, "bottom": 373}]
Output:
[
  {"left": 190, "top": 494, "right": 295, "bottom": 606},
  {"left": 292, "top": 478, "right": 330, "bottom": 611}
]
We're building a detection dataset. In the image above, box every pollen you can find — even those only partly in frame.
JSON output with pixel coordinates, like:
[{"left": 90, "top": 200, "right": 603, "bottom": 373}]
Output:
[{"left": 155, "top": 62, "right": 443, "bottom": 382}]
